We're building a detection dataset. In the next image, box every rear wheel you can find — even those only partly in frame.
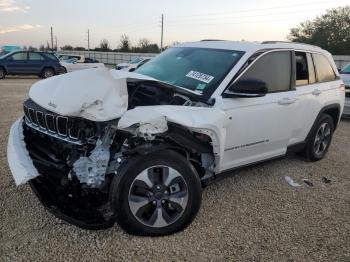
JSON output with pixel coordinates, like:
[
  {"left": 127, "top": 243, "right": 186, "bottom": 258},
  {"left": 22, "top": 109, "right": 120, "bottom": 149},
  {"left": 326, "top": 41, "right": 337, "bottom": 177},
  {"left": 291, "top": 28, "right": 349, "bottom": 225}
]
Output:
[
  {"left": 41, "top": 68, "right": 54, "bottom": 78},
  {"left": 0, "top": 67, "right": 5, "bottom": 79},
  {"left": 302, "top": 114, "right": 334, "bottom": 161},
  {"left": 110, "top": 150, "right": 202, "bottom": 236}
]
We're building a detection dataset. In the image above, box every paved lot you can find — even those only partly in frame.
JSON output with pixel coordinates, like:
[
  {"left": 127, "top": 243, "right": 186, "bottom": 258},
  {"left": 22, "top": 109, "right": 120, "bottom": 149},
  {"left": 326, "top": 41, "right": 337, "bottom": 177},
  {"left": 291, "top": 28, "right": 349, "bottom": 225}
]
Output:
[{"left": 0, "top": 77, "right": 349, "bottom": 261}]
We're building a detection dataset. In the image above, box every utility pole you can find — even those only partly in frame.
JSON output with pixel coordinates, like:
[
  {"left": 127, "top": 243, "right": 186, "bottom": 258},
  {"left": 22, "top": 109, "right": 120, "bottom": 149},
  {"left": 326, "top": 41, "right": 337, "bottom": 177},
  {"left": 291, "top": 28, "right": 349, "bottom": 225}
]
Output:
[
  {"left": 55, "top": 36, "right": 58, "bottom": 51},
  {"left": 50, "top": 26, "right": 54, "bottom": 51},
  {"left": 87, "top": 29, "right": 90, "bottom": 51},
  {"left": 160, "top": 14, "right": 164, "bottom": 51}
]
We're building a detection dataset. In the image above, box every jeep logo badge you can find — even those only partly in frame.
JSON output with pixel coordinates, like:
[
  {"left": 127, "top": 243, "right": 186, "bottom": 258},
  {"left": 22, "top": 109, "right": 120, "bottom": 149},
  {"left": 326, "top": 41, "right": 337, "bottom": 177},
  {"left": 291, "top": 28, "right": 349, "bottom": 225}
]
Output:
[{"left": 48, "top": 101, "right": 57, "bottom": 108}]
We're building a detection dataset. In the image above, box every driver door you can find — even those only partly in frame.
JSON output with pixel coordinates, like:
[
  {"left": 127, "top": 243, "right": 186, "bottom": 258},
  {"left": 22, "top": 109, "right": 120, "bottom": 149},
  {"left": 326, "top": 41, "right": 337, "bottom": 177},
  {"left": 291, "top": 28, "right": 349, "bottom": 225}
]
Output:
[{"left": 218, "top": 50, "right": 299, "bottom": 171}]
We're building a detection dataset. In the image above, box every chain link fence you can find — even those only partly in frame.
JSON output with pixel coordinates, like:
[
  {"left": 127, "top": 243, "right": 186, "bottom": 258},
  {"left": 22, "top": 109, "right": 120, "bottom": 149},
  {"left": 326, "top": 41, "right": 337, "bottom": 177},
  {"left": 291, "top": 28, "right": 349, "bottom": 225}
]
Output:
[{"left": 58, "top": 50, "right": 158, "bottom": 65}]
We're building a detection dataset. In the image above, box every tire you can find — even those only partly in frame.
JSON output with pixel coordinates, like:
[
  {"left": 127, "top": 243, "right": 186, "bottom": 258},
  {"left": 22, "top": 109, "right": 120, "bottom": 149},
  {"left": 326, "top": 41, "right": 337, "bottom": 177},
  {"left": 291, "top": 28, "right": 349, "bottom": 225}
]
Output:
[
  {"left": 302, "top": 114, "right": 334, "bottom": 161},
  {"left": 41, "top": 68, "right": 55, "bottom": 78},
  {"left": 110, "top": 149, "right": 202, "bottom": 236},
  {"left": 0, "top": 67, "right": 6, "bottom": 79}
]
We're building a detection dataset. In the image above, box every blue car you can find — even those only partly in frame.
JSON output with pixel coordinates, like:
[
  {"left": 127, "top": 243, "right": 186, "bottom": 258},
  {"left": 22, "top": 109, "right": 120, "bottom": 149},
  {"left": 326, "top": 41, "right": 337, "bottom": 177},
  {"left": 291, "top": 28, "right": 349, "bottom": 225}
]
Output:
[{"left": 0, "top": 51, "right": 66, "bottom": 79}]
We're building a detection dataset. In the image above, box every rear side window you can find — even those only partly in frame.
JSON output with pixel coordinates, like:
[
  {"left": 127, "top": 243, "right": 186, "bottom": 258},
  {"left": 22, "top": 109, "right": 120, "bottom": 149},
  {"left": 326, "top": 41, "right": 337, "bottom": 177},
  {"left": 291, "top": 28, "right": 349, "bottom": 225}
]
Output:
[
  {"left": 295, "top": 52, "right": 316, "bottom": 86},
  {"left": 306, "top": 53, "right": 316, "bottom": 84},
  {"left": 29, "top": 52, "right": 44, "bottom": 61},
  {"left": 43, "top": 53, "right": 59, "bottom": 61},
  {"left": 239, "top": 51, "right": 292, "bottom": 92},
  {"left": 295, "top": 52, "right": 308, "bottom": 86},
  {"left": 312, "top": 54, "right": 336, "bottom": 82}
]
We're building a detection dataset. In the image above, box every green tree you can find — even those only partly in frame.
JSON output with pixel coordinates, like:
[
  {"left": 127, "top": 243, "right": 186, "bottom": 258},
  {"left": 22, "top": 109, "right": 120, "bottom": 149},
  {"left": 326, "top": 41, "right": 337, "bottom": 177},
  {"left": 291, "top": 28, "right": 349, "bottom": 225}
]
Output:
[{"left": 288, "top": 6, "right": 350, "bottom": 55}]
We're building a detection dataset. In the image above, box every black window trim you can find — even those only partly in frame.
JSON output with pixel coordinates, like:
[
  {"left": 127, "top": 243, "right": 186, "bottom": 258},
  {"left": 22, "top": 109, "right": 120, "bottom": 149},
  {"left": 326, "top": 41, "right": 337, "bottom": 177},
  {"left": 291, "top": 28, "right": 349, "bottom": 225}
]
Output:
[
  {"left": 222, "top": 48, "right": 295, "bottom": 96},
  {"left": 294, "top": 51, "right": 318, "bottom": 88}
]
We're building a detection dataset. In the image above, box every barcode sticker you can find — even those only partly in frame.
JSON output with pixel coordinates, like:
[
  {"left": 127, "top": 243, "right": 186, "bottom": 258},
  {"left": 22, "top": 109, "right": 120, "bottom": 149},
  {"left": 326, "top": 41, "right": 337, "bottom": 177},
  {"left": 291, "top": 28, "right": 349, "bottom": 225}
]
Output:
[{"left": 186, "top": 70, "right": 214, "bottom": 84}]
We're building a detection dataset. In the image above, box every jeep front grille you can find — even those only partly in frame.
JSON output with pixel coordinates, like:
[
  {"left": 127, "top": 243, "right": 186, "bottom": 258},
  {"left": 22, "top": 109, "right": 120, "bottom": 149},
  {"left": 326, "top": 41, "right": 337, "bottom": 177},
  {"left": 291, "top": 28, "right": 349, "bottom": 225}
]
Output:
[{"left": 23, "top": 100, "right": 82, "bottom": 145}]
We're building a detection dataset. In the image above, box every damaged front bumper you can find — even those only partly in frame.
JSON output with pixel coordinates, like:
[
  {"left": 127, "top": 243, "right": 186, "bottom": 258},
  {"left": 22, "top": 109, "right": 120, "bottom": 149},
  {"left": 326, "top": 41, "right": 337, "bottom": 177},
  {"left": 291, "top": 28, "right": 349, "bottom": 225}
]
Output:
[
  {"left": 7, "top": 118, "right": 40, "bottom": 185},
  {"left": 7, "top": 118, "right": 115, "bottom": 229}
]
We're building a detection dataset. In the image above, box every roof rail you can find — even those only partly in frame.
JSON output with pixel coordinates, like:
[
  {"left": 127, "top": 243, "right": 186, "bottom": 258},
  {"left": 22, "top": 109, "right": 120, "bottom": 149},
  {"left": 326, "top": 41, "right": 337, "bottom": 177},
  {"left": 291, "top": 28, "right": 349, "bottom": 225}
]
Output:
[{"left": 261, "top": 41, "right": 321, "bottom": 49}]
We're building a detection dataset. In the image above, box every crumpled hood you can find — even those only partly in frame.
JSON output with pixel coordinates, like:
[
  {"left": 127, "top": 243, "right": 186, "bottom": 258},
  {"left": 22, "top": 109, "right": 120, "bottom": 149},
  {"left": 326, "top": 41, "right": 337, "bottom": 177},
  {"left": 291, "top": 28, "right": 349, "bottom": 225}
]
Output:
[{"left": 29, "top": 68, "right": 154, "bottom": 121}]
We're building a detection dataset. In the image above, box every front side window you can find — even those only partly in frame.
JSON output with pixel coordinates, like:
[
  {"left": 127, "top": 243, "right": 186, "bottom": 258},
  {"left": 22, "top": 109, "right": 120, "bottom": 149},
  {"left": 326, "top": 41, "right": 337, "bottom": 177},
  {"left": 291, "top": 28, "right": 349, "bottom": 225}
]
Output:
[
  {"left": 239, "top": 51, "right": 292, "bottom": 92},
  {"left": 8, "top": 52, "right": 27, "bottom": 61},
  {"left": 136, "top": 47, "right": 244, "bottom": 94},
  {"left": 130, "top": 57, "right": 142, "bottom": 64},
  {"left": 312, "top": 54, "right": 336, "bottom": 82},
  {"left": 29, "top": 52, "right": 44, "bottom": 61}
]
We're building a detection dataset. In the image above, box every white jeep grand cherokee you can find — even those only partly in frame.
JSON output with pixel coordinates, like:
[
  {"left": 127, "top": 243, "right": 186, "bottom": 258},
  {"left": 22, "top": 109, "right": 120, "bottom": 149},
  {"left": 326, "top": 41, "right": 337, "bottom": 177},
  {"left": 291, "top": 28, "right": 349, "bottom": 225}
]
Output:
[{"left": 7, "top": 41, "right": 345, "bottom": 236}]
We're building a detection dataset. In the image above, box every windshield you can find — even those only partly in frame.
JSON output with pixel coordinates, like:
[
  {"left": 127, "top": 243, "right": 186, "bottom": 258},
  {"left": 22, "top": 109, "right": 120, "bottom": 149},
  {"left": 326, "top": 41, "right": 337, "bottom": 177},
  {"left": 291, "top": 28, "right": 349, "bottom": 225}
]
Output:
[
  {"left": 0, "top": 51, "right": 10, "bottom": 59},
  {"left": 341, "top": 64, "right": 350, "bottom": 74},
  {"left": 130, "top": 57, "right": 142, "bottom": 64},
  {"left": 135, "top": 47, "right": 244, "bottom": 94}
]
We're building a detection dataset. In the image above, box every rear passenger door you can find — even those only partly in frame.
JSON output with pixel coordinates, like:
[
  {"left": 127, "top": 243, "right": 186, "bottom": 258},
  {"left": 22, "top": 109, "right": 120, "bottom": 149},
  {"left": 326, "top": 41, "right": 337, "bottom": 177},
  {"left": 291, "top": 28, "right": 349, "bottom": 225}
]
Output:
[
  {"left": 27, "top": 52, "right": 45, "bottom": 75},
  {"left": 294, "top": 52, "right": 340, "bottom": 142}
]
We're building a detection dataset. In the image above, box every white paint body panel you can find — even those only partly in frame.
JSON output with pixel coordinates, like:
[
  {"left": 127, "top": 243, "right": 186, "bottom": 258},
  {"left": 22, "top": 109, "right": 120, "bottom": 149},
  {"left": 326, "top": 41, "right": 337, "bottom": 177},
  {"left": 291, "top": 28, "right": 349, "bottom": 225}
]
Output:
[{"left": 60, "top": 61, "right": 105, "bottom": 73}]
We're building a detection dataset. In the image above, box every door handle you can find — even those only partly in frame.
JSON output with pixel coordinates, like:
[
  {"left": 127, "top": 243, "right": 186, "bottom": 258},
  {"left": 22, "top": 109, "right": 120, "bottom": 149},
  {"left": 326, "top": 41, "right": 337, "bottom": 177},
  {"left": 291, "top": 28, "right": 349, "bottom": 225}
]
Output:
[
  {"left": 312, "top": 89, "right": 322, "bottom": 96},
  {"left": 278, "top": 97, "right": 297, "bottom": 105}
]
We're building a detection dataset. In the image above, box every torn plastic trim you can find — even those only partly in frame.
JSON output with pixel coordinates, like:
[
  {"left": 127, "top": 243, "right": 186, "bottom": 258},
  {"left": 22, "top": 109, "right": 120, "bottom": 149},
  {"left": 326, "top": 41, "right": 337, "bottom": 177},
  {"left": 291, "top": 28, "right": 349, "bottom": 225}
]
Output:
[
  {"left": 117, "top": 105, "right": 225, "bottom": 172},
  {"left": 7, "top": 118, "right": 40, "bottom": 185}
]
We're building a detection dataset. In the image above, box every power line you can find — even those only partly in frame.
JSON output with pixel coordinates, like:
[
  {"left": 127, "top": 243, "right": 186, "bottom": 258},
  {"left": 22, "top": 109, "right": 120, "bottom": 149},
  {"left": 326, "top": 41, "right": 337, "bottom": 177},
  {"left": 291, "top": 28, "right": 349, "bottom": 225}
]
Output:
[
  {"left": 166, "top": 7, "right": 330, "bottom": 25},
  {"left": 166, "top": 0, "right": 342, "bottom": 19}
]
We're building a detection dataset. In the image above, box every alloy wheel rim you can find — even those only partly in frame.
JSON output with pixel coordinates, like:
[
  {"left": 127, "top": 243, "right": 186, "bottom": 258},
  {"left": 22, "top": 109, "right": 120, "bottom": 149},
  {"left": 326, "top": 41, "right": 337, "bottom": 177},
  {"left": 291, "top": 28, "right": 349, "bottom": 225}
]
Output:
[
  {"left": 314, "top": 122, "right": 331, "bottom": 156},
  {"left": 44, "top": 70, "right": 53, "bottom": 78},
  {"left": 128, "top": 165, "right": 188, "bottom": 228}
]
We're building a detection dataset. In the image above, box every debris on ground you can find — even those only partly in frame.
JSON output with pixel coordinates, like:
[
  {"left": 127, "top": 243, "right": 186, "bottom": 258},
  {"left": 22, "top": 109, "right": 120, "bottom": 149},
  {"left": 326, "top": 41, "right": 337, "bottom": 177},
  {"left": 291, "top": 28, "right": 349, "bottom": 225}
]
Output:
[
  {"left": 322, "top": 177, "right": 331, "bottom": 184},
  {"left": 285, "top": 176, "right": 301, "bottom": 187},
  {"left": 302, "top": 179, "right": 314, "bottom": 187}
]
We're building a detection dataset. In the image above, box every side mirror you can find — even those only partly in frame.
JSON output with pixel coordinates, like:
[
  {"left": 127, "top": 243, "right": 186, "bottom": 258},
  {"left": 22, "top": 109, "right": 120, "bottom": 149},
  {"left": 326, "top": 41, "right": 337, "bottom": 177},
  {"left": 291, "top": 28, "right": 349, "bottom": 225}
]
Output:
[{"left": 223, "top": 78, "right": 268, "bottom": 98}]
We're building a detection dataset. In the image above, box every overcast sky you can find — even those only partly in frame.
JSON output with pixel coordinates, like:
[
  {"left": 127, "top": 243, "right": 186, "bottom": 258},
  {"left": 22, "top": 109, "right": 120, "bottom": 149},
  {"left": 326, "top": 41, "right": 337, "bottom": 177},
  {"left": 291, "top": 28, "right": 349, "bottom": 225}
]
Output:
[{"left": 0, "top": 0, "right": 349, "bottom": 49}]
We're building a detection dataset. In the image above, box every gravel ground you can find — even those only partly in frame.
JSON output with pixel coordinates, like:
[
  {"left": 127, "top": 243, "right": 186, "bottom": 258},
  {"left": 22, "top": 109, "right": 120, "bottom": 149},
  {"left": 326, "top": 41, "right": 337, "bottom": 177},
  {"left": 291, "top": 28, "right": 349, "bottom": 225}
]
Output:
[{"left": 0, "top": 77, "right": 349, "bottom": 261}]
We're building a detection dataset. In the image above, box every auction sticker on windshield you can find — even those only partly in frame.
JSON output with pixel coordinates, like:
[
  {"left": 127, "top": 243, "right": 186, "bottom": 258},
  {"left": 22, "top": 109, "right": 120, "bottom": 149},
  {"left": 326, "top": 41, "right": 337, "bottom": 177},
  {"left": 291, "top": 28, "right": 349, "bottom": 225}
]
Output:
[{"left": 186, "top": 70, "right": 214, "bottom": 84}]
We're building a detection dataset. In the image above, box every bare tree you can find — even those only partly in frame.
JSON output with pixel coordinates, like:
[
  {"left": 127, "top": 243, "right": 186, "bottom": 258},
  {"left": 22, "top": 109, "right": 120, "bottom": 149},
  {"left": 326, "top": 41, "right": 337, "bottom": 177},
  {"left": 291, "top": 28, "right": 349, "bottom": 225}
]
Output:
[
  {"left": 138, "top": 38, "right": 151, "bottom": 50},
  {"left": 119, "top": 34, "right": 130, "bottom": 52},
  {"left": 100, "top": 39, "right": 110, "bottom": 51},
  {"left": 61, "top": 45, "right": 73, "bottom": 50}
]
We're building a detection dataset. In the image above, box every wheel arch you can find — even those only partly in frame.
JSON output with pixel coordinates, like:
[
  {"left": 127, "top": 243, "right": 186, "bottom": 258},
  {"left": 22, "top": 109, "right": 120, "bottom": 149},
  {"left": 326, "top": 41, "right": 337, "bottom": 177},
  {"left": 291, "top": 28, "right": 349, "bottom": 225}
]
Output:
[
  {"left": 305, "top": 104, "right": 341, "bottom": 143},
  {"left": 0, "top": 65, "right": 7, "bottom": 74}
]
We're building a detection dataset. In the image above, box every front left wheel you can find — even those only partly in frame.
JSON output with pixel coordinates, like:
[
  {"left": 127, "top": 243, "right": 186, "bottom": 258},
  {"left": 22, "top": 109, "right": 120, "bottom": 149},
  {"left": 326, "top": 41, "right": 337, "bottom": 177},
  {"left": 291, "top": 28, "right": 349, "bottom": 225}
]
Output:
[{"left": 110, "top": 150, "right": 202, "bottom": 236}]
